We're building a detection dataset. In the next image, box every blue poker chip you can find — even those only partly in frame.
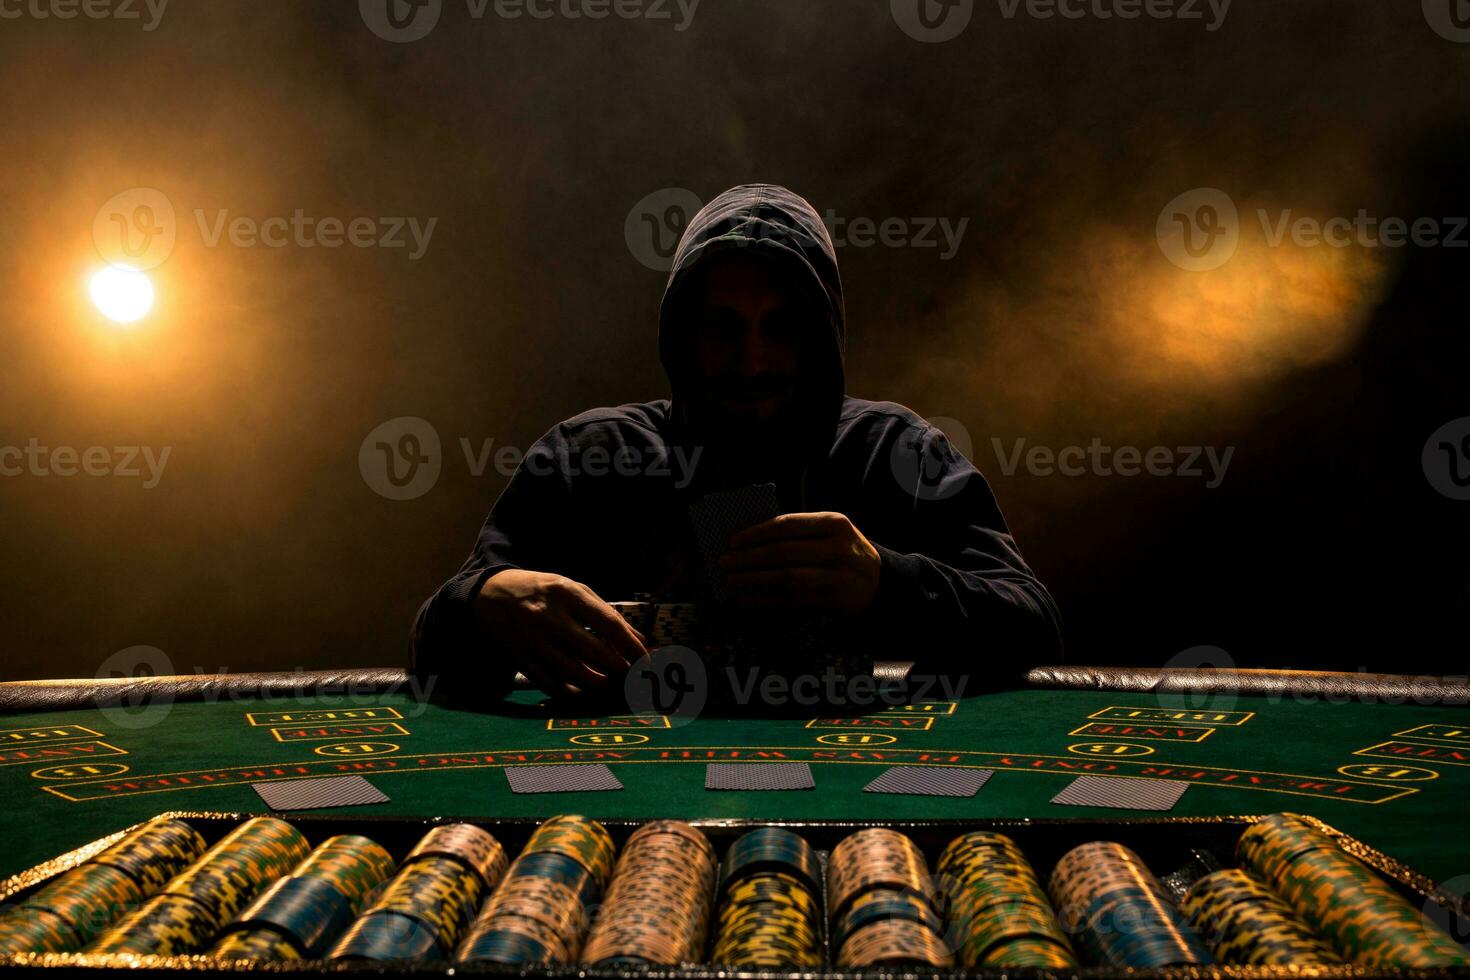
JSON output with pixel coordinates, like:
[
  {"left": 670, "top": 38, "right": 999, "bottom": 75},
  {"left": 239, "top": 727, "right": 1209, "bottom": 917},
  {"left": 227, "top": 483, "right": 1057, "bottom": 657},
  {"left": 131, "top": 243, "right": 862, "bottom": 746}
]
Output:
[
  {"left": 456, "top": 928, "right": 553, "bottom": 964},
  {"left": 226, "top": 874, "right": 356, "bottom": 958},
  {"left": 327, "top": 909, "right": 444, "bottom": 961},
  {"left": 510, "top": 851, "right": 601, "bottom": 907}
]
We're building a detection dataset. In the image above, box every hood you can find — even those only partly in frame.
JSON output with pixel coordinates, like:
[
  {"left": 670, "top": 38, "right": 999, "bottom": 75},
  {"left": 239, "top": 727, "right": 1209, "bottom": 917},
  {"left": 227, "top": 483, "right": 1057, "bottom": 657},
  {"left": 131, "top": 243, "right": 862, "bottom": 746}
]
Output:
[{"left": 658, "top": 184, "right": 847, "bottom": 477}]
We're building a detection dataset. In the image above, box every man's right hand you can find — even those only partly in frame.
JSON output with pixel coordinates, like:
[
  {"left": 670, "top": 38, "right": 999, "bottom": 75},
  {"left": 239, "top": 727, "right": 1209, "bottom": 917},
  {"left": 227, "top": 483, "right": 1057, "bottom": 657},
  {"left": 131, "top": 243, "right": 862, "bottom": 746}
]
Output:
[{"left": 472, "top": 569, "right": 648, "bottom": 699}]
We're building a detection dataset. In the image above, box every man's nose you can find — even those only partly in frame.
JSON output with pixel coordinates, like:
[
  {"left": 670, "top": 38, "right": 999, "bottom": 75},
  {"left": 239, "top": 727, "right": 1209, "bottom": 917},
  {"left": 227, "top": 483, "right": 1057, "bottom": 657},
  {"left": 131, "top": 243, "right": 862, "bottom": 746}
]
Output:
[{"left": 732, "top": 322, "right": 776, "bottom": 374}]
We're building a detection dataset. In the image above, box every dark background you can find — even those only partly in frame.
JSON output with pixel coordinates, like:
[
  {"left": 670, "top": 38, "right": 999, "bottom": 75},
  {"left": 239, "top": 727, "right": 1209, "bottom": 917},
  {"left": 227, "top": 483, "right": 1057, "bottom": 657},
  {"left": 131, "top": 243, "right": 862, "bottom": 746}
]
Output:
[{"left": 2, "top": 1, "right": 1467, "bottom": 680}]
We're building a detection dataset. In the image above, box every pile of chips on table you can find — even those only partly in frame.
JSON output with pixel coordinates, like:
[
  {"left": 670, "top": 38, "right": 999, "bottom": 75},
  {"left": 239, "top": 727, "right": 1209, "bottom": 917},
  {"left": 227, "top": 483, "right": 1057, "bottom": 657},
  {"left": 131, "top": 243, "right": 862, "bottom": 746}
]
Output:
[
  {"left": 827, "top": 827, "right": 953, "bottom": 967},
  {"left": 1047, "top": 841, "right": 1214, "bottom": 967},
  {"left": 935, "top": 830, "right": 1079, "bottom": 968},
  {"left": 1233, "top": 813, "right": 1468, "bottom": 967},
  {"left": 709, "top": 827, "right": 824, "bottom": 967}
]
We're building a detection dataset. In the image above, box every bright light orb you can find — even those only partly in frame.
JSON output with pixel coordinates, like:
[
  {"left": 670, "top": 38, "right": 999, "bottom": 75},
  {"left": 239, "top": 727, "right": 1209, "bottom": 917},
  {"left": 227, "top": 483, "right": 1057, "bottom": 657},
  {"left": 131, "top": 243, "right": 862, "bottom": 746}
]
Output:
[{"left": 89, "top": 265, "right": 155, "bottom": 324}]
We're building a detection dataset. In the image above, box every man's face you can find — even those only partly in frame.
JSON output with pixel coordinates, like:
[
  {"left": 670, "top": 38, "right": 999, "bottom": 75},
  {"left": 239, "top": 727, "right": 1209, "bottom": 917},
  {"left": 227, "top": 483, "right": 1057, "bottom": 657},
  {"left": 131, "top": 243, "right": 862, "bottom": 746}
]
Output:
[{"left": 690, "top": 254, "right": 805, "bottom": 438}]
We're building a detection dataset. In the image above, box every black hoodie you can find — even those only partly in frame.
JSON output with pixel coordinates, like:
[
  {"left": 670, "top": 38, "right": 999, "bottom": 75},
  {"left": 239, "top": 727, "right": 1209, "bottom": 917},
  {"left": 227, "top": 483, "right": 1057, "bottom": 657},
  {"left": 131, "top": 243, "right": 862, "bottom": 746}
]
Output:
[{"left": 411, "top": 184, "right": 1063, "bottom": 695}]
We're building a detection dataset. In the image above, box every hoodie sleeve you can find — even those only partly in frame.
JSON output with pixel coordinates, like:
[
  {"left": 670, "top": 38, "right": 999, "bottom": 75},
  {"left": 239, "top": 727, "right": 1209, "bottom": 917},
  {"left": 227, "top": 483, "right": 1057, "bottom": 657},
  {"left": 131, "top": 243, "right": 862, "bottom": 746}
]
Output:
[
  {"left": 853, "top": 417, "right": 1064, "bottom": 680},
  {"left": 409, "top": 430, "right": 573, "bottom": 695}
]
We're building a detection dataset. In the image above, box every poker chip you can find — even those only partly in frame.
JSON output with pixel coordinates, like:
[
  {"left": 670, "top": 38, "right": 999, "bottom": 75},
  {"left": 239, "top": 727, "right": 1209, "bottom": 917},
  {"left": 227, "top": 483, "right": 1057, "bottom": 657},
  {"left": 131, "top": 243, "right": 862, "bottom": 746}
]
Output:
[
  {"left": 1183, "top": 867, "right": 1340, "bottom": 965},
  {"left": 519, "top": 814, "right": 617, "bottom": 889},
  {"left": 210, "top": 927, "right": 303, "bottom": 961},
  {"left": 1047, "top": 841, "right": 1213, "bottom": 968},
  {"left": 404, "top": 823, "right": 507, "bottom": 891},
  {"left": 88, "top": 816, "right": 308, "bottom": 955},
  {"left": 88, "top": 892, "right": 222, "bottom": 955},
  {"left": 288, "top": 834, "right": 397, "bottom": 913},
  {"left": 0, "top": 906, "right": 79, "bottom": 954},
  {"left": 580, "top": 820, "right": 717, "bottom": 966},
  {"left": 206, "top": 833, "right": 395, "bottom": 961},
  {"left": 935, "top": 831, "right": 1078, "bottom": 969},
  {"left": 90, "top": 817, "right": 207, "bottom": 893},
  {"left": 0, "top": 816, "right": 205, "bottom": 954},
  {"left": 329, "top": 909, "right": 445, "bottom": 961},
  {"left": 329, "top": 824, "right": 504, "bottom": 961},
  {"left": 1237, "top": 814, "right": 1469, "bottom": 967},
  {"left": 13, "top": 862, "right": 143, "bottom": 950},
  {"left": 828, "top": 827, "right": 936, "bottom": 923},
  {"left": 828, "top": 828, "right": 951, "bottom": 968},
  {"left": 160, "top": 816, "right": 310, "bottom": 924},
  {"left": 457, "top": 813, "right": 617, "bottom": 964},
  {"left": 711, "top": 828, "right": 823, "bottom": 968}
]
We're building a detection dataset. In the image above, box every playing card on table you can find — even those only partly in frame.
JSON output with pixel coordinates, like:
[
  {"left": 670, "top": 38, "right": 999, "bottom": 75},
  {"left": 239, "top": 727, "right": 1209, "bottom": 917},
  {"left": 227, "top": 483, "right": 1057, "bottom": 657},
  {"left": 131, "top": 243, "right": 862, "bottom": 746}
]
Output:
[
  {"left": 688, "top": 483, "right": 779, "bottom": 602},
  {"left": 863, "top": 766, "right": 992, "bottom": 798},
  {"left": 505, "top": 764, "right": 624, "bottom": 794},
  {"left": 252, "top": 775, "right": 389, "bottom": 811},
  {"left": 1050, "top": 775, "right": 1189, "bottom": 811},
  {"left": 705, "top": 762, "right": 814, "bottom": 791}
]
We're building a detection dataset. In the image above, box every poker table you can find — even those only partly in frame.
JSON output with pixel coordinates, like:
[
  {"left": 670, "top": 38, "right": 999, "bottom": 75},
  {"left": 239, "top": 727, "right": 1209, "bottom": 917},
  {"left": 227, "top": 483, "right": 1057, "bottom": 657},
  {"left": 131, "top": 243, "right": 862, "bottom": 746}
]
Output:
[{"left": 1, "top": 662, "right": 1468, "bottom": 912}]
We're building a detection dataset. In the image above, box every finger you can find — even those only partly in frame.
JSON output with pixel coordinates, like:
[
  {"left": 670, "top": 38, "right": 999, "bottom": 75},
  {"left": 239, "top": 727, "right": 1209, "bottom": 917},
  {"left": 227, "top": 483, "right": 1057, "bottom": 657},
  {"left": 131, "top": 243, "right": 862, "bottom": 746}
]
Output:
[
  {"left": 721, "top": 537, "right": 844, "bottom": 571},
  {"left": 535, "top": 637, "right": 615, "bottom": 691},
  {"left": 564, "top": 627, "right": 636, "bottom": 683},
  {"left": 563, "top": 587, "right": 649, "bottom": 666},
  {"left": 511, "top": 648, "right": 580, "bottom": 700},
  {"left": 728, "top": 512, "right": 844, "bottom": 549}
]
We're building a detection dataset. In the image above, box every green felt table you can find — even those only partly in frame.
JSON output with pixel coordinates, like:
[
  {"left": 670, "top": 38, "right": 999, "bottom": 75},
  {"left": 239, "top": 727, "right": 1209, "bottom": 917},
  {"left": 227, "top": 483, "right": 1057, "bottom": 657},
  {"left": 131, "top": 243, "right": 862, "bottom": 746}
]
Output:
[{"left": 2, "top": 684, "right": 1467, "bottom": 900}]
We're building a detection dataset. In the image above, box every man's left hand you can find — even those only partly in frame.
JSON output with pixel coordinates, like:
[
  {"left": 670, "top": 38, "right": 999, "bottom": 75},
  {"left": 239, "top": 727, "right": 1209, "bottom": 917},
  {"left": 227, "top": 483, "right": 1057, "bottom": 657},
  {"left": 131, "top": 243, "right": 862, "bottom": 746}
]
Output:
[{"left": 719, "top": 512, "right": 882, "bottom": 616}]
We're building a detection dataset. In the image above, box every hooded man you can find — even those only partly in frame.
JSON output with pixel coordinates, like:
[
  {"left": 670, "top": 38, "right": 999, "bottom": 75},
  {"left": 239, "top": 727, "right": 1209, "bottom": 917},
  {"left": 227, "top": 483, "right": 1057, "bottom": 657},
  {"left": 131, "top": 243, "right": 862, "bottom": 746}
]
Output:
[{"left": 411, "top": 184, "right": 1063, "bottom": 700}]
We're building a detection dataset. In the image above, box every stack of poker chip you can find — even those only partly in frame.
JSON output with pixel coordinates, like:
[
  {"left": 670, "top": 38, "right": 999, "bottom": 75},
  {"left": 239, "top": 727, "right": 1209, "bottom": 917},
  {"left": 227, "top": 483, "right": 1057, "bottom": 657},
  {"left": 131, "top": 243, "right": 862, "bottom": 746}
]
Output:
[
  {"left": 329, "top": 823, "right": 507, "bottom": 962},
  {"left": 88, "top": 816, "right": 308, "bottom": 956},
  {"left": 1047, "top": 841, "right": 1212, "bottom": 968},
  {"left": 828, "top": 827, "right": 953, "bottom": 967},
  {"left": 709, "top": 827, "right": 824, "bottom": 968},
  {"left": 935, "top": 831, "right": 1078, "bottom": 969},
  {"left": 456, "top": 814, "right": 615, "bottom": 965},
  {"left": 580, "top": 819, "right": 717, "bottom": 966},
  {"left": 1183, "top": 867, "right": 1341, "bottom": 965},
  {"left": 1237, "top": 813, "right": 1469, "bottom": 967},
  {"left": 208, "top": 834, "right": 397, "bottom": 960},
  {"left": 0, "top": 816, "right": 205, "bottom": 954}
]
